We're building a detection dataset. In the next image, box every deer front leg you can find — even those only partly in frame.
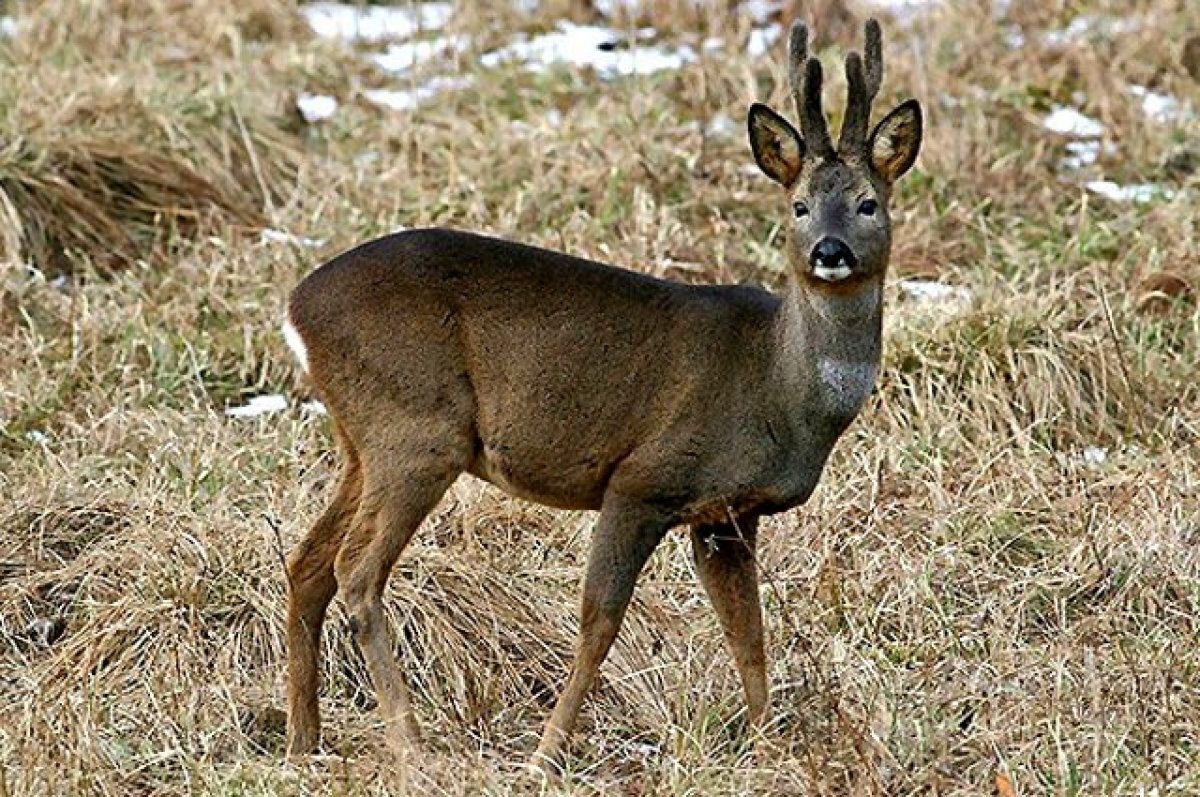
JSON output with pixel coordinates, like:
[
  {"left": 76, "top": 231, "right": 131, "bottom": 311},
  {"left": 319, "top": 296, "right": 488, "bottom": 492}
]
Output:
[
  {"left": 533, "top": 496, "right": 670, "bottom": 774},
  {"left": 690, "top": 517, "right": 768, "bottom": 727}
]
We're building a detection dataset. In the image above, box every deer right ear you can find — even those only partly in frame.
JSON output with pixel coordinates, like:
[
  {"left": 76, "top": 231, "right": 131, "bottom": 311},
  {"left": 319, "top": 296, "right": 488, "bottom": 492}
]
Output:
[{"left": 748, "top": 103, "right": 804, "bottom": 187}]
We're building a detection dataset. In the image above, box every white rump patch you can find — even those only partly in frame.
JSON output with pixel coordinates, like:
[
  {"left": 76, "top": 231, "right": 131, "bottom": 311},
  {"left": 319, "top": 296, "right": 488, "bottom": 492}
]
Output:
[{"left": 282, "top": 312, "right": 310, "bottom": 374}]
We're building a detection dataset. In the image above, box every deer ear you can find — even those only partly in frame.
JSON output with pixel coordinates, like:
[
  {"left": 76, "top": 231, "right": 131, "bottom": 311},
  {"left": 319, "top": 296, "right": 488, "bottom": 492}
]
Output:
[
  {"left": 748, "top": 103, "right": 804, "bottom": 187},
  {"left": 868, "top": 99, "right": 922, "bottom": 182}
]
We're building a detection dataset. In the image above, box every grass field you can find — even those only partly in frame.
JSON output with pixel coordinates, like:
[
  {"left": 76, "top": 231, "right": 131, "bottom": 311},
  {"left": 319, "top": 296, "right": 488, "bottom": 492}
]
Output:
[{"left": 1, "top": 0, "right": 1198, "bottom": 794}]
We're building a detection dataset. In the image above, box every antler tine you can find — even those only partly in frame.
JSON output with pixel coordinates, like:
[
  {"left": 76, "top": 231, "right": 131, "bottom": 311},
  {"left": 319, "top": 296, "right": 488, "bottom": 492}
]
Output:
[
  {"left": 787, "top": 19, "right": 806, "bottom": 105},
  {"left": 787, "top": 20, "right": 808, "bottom": 108},
  {"left": 801, "top": 58, "right": 834, "bottom": 157},
  {"left": 837, "top": 18, "right": 884, "bottom": 154},
  {"left": 863, "top": 18, "right": 883, "bottom": 98},
  {"left": 789, "top": 21, "right": 834, "bottom": 157}
]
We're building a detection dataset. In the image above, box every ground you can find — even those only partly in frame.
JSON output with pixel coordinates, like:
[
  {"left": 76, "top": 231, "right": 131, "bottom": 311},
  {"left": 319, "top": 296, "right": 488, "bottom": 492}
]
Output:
[{"left": 0, "top": 1, "right": 1198, "bottom": 795}]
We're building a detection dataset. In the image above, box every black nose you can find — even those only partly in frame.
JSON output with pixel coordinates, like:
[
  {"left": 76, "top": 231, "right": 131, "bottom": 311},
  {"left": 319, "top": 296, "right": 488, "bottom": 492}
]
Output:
[{"left": 810, "top": 238, "right": 858, "bottom": 270}]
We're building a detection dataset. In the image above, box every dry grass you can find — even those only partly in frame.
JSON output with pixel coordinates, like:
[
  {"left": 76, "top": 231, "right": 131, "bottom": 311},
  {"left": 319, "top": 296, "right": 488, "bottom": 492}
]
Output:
[{"left": 1, "top": 0, "right": 1198, "bottom": 794}]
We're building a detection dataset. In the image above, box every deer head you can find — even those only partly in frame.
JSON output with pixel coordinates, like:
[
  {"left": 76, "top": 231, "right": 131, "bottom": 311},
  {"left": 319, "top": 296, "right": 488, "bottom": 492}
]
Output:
[{"left": 748, "top": 20, "right": 922, "bottom": 290}]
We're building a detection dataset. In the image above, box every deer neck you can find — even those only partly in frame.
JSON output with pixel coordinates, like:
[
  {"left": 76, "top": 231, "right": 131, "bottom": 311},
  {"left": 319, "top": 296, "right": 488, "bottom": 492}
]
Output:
[{"left": 774, "top": 278, "right": 884, "bottom": 424}]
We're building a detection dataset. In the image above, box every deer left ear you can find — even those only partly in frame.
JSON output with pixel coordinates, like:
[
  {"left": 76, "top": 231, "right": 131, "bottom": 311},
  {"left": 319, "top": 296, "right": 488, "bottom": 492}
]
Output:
[{"left": 868, "top": 99, "right": 922, "bottom": 183}]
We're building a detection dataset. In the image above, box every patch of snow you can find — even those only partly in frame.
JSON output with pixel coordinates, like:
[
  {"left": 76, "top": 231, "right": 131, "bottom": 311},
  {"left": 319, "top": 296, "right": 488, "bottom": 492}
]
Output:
[
  {"left": 1128, "top": 85, "right": 1183, "bottom": 123},
  {"left": 1002, "top": 26, "right": 1026, "bottom": 49},
  {"left": 741, "top": 0, "right": 784, "bottom": 25},
  {"left": 363, "top": 76, "right": 470, "bottom": 111},
  {"left": 261, "top": 228, "right": 326, "bottom": 248},
  {"left": 1043, "top": 106, "right": 1105, "bottom": 138},
  {"left": 705, "top": 113, "right": 738, "bottom": 139},
  {"left": 1085, "top": 180, "right": 1174, "bottom": 204},
  {"left": 593, "top": 0, "right": 639, "bottom": 16},
  {"left": 481, "top": 22, "right": 696, "bottom": 77},
  {"left": 370, "top": 35, "right": 468, "bottom": 74},
  {"left": 864, "top": 0, "right": 940, "bottom": 22},
  {"left": 1061, "top": 140, "right": 1117, "bottom": 170},
  {"left": 303, "top": 2, "right": 452, "bottom": 43},
  {"left": 25, "top": 430, "right": 49, "bottom": 444},
  {"left": 897, "top": 279, "right": 972, "bottom": 305},
  {"left": 627, "top": 741, "right": 660, "bottom": 760},
  {"left": 302, "top": 400, "right": 328, "bottom": 416},
  {"left": 747, "top": 23, "right": 782, "bottom": 59},
  {"left": 354, "top": 151, "right": 381, "bottom": 168},
  {"left": 226, "top": 395, "right": 289, "bottom": 418},
  {"left": 702, "top": 36, "right": 724, "bottom": 53},
  {"left": 1043, "top": 15, "right": 1140, "bottom": 47},
  {"left": 296, "top": 93, "right": 338, "bottom": 123},
  {"left": 0, "top": 16, "right": 16, "bottom": 38},
  {"left": 1081, "top": 446, "right": 1108, "bottom": 466}
]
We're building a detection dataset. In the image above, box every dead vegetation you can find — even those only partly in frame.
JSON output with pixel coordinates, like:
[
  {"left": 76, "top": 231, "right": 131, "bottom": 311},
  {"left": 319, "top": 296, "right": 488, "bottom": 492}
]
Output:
[{"left": 0, "top": 0, "right": 1197, "bottom": 795}]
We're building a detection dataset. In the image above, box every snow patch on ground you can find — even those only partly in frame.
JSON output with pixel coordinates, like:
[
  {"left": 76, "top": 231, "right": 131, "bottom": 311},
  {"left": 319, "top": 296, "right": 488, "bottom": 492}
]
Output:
[
  {"left": 747, "top": 24, "right": 782, "bottom": 59},
  {"left": 865, "top": 0, "right": 941, "bottom": 22},
  {"left": 0, "top": 16, "right": 17, "bottom": 38},
  {"left": 370, "top": 35, "right": 468, "bottom": 74},
  {"left": 261, "top": 228, "right": 326, "bottom": 248},
  {"left": 1129, "top": 85, "right": 1187, "bottom": 123},
  {"left": 898, "top": 279, "right": 972, "bottom": 306},
  {"left": 1062, "top": 140, "right": 1101, "bottom": 169},
  {"left": 705, "top": 113, "right": 739, "bottom": 139},
  {"left": 296, "top": 93, "right": 338, "bottom": 123},
  {"left": 481, "top": 22, "right": 696, "bottom": 77},
  {"left": 1043, "top": 15, "right": 1140, "bottom": 47},
  {"left": 364, "top": 76, "right": 471, "bottom": 111},
  {"left": 1057, "top": 445, "right": 1111, "bottom": 469},
  {"left": 1043, "top": 107, "right": 1105, "bottom": 138},
  {"left": 303, "top": 2, "right": 452, "bottom": 43},
  {"left": 742, "top": 0, "right": 784, "bottom": 25},
  {"left": 1086, "top": 181, "right": 1175, "bottom": 204},
  {"left": 226, "top": 395, "right": 289, "bottom": 418}
]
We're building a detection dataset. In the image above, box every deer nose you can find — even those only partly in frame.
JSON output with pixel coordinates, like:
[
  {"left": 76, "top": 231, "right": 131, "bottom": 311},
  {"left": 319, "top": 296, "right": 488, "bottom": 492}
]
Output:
[{"left": 810, "top": 238, "right": 858, "bottom": 272}]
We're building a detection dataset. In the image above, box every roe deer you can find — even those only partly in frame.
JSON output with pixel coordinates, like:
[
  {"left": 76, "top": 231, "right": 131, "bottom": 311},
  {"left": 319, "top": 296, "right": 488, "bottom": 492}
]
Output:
[{"left": 282, "top": 19, "right": 922, "bottom": 772}]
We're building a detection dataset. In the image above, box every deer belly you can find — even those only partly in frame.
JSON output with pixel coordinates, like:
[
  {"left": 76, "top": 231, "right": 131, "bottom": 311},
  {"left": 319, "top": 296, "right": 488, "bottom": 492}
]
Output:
[{"left": 470, "top": 440, "right": 611, "bottom": 511}]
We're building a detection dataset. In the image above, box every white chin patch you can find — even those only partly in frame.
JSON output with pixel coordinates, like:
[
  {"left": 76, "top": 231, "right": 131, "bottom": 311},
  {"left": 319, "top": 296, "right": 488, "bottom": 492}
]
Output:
[{"left": 813, "top": 264, "right": 853, "bottom": 282}]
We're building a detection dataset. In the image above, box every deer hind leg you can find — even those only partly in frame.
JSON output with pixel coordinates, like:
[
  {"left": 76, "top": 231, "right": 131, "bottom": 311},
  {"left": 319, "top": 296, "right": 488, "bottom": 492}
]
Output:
[
  {"left": 286, "top": 431, "right": 362, "bottom": 756},
  {"left": 690, "top": 517, "right": 768, "bottom": 728},
  {"left": 534, "top": 496, "right": 670, "bottom": 773},
  {"left": 333, "top": 433, "right": 464, "bottom": 753}
]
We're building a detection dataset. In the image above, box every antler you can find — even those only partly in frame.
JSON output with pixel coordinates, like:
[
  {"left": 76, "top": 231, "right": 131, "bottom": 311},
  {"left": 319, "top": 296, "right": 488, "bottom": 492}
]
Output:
[
  {"left": 788, "top": 22, "right": 834, "bottom": 158},
  {"left": 838, "top": 19, "right": 883, "bottom": 154}
]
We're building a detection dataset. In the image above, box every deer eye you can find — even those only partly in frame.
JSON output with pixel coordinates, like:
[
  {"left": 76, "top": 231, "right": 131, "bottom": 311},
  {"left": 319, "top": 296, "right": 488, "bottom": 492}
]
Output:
[
  {"left": 792, "top": 201, "right": 809, "bottom": 219},
  {"left": 858, "top": 199, "right": 878, "bottom": 217}
]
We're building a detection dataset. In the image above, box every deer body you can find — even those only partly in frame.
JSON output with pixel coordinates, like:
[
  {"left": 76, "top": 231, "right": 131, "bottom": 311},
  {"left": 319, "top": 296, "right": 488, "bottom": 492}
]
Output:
[
  {"left": 290, "top": 228, "right": 872, "bottom": 520},
  {"left": 283, "top": 19, "right": 921, "bottom": 772}
]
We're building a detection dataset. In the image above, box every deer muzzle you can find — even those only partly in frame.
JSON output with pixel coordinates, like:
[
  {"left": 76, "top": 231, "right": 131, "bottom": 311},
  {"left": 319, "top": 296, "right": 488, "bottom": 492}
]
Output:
[{"left": 810, "top": 238, "right": 858, "bottom": 282}]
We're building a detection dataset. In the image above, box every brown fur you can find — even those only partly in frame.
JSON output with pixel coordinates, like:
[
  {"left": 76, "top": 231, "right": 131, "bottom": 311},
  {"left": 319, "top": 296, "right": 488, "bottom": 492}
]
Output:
[{"left": 283, "top": 19, "right": 922, "bottom": 773}]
